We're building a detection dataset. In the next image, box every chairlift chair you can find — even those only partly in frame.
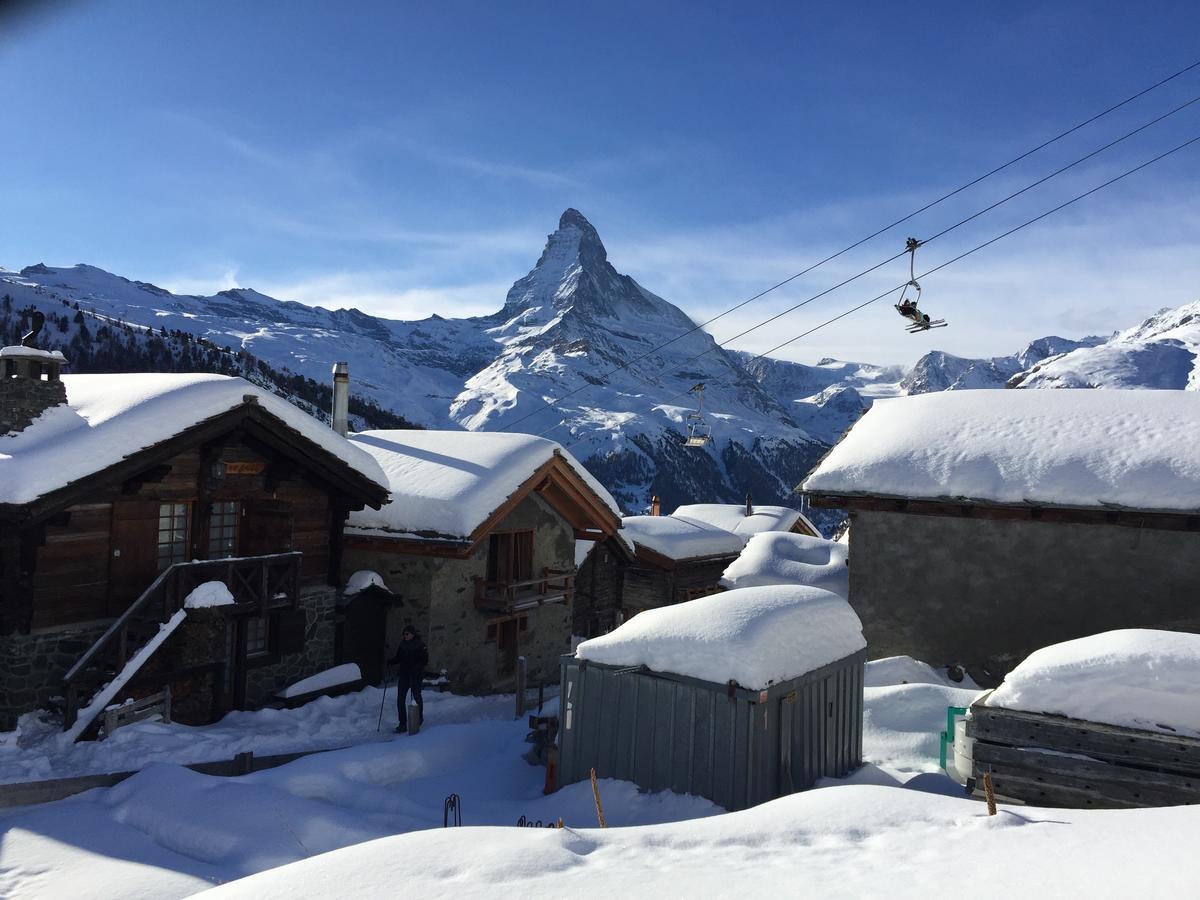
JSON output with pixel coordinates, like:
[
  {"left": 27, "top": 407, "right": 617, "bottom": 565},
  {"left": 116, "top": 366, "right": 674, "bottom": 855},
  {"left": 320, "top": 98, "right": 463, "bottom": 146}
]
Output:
[
  {"left": 894, "top": 237, "right": 948, "bottom": 332},
  {"left": 684, "top": 383, "right": 713, "bottom": 447}
]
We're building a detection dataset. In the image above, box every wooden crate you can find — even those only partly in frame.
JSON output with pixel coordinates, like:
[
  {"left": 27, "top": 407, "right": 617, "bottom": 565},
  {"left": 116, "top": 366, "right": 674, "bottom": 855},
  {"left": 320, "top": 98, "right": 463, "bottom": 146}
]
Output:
[{"left": 967, "top": 704, "right": 1200, "bottom": 809}]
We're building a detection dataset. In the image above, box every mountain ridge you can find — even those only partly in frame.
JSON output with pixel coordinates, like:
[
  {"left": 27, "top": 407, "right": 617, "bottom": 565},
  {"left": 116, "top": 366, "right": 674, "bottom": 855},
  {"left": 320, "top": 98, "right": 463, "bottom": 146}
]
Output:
[{"left": 5, "top": 211, "right": 1195, "bottom": 524}]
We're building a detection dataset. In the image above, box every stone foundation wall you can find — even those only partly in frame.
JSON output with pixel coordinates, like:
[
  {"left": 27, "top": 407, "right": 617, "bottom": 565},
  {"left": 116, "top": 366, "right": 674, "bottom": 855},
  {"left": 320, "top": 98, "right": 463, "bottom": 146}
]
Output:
[
  {"left": 0, "top": 622, "right": 108, "bottom": 729},
  {"left": 243, "top": 586, "right": 338, "bottom": 707}
]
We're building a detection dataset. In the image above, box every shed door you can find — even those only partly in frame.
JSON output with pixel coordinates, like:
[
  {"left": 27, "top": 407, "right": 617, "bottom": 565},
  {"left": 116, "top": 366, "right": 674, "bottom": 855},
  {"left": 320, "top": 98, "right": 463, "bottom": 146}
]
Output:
[
  {"left": 240, "top": 499, "right": 293, "bottom": 557},
  {"left": 108, "top": 500, "right": 161, "bottom": 614}
]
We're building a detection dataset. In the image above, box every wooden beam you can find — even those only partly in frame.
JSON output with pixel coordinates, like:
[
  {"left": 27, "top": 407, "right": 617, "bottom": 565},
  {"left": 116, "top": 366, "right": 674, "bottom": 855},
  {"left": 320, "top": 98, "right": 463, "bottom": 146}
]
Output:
[
  {"left": 342, "top": 532, "right": 474, "bottom": 559},
  {"left": 805, "top": 492, "right": 1200, "bottom": 532}
]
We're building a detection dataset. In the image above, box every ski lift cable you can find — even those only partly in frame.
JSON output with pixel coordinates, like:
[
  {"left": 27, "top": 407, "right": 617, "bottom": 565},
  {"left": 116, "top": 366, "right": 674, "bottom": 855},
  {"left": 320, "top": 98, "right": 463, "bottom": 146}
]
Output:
[
  {"left": 538, "top": 92, "right": 1200, "bottom": 440},
  {"left": 640, "top": 90, "right": 1200, "bottom": 374},
  {"left": 497, "top": 57, "right": 1200, "bottom": 436},
  {"left": 554, "top": 130, "right": 1200, "bottom": 456}
]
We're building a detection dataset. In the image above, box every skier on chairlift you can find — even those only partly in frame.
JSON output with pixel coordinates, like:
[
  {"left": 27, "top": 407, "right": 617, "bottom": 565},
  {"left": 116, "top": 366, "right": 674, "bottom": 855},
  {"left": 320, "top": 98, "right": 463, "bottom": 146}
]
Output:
[{"left": 893, "top": 237, "right": 946, "bottom": 332}]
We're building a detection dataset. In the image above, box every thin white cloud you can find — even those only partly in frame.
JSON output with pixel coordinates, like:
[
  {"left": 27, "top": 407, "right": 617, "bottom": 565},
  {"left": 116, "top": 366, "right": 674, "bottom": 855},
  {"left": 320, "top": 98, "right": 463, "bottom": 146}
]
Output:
[
  {"left": 157, "top": 267, "right": 242, "bottom": 297},
  {"left": 254, "top": 271, "right": 510, "bottom": 320}
]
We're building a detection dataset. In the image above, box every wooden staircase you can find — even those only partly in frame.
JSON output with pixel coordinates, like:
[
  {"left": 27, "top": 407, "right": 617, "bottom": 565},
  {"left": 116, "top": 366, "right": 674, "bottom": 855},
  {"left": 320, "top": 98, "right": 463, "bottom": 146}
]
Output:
[{"left": 61, "top": 551, "right": 302, "bottom": 740}]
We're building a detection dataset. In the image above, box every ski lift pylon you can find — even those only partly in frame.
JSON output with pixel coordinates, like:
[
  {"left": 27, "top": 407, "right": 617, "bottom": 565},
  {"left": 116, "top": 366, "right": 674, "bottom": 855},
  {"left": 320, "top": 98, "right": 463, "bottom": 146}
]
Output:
[
  {"left": 684, "top": 382, "right": 712, "bottom": 447},
  {"left": 894, "top": 237, "right": 948, "bottom": 332}
]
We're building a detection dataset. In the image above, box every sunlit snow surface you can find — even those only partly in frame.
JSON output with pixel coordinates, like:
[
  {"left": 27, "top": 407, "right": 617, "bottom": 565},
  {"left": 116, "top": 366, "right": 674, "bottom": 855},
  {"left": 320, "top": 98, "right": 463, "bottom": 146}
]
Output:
[{"left": 3, "top": 658, "right": 1198, "bottom": 899}]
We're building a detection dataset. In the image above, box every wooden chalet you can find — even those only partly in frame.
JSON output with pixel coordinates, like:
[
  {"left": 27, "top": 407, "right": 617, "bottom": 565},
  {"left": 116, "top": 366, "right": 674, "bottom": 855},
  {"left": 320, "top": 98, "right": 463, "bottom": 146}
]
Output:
[
  {"left": 341, "top": 430, "right": 621, "bottom": 693},
  {"left": 573, "top": 507, "right": 744, "bottom": 638},
  {"left": 802, "top": 389, "right": 1200, "bottom": 683},
  {"left": 0, "top": 354, "right": 387, "bottom": 734}
]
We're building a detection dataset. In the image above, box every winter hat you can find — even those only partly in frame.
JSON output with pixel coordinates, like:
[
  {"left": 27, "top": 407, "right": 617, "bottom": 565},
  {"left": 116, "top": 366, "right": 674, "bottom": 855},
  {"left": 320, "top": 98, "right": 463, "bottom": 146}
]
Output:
[{"left": 402, "top": 625, "right": 417, "bottom": 637}]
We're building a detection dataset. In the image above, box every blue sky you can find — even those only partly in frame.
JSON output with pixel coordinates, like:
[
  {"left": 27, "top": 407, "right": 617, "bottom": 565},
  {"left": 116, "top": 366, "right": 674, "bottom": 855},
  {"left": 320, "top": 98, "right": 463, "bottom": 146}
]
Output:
[{"left": 2, "top": 1, "right": 1199, "bottom": 365}]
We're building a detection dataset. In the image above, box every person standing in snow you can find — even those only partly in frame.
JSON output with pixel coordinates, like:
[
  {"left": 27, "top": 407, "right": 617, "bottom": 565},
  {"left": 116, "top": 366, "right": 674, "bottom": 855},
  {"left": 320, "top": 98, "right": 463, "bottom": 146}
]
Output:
[{"left": 390, "top": 625, "right": 428, "bottom": 733}]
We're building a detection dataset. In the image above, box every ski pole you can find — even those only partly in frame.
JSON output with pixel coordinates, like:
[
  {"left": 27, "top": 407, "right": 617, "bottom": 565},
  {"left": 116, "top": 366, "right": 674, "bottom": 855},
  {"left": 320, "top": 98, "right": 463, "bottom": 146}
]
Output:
[{"left": 377, "top": 677, "right": 389, "bottom": 732}]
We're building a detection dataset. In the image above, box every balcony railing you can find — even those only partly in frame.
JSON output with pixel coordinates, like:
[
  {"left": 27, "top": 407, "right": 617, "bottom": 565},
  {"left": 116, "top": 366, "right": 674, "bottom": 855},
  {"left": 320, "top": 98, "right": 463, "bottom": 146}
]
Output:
[
  {"left": 62, "top": 552, "right": 302, "bottom": 733},
  {"left": 474, "top": 567, "right": 575, "bottom": 614}
]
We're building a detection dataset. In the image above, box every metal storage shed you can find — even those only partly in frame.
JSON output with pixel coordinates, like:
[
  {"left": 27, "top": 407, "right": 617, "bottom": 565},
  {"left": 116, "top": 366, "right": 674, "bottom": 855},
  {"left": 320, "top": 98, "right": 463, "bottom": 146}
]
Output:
[{"left": 557, "top": 585, "right": 866, "bottom": 811}]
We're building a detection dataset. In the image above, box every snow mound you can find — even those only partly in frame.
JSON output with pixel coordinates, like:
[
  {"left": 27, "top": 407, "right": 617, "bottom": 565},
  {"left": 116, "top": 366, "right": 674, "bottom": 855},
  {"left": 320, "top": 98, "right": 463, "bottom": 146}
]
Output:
[
  {"left": 343, "top": 570, "right": 386, "bottom": 596},
  {"left": 803, "top": 389, "right": 1200, "bottom": 512},
  {"left": 719, "top": 532, "right": 848, "bottom": 596},
  {"left": 620, "top": 515, "right": 743, "bottom": 561},
  {"left": 346, "top": 430, "right": 619, "bottom": 540},
  {"left": 0, "top": 373, "right": 388, "bottom": 505},
  {"left": 865, "top": 656, "right": 973, "bottom": 689},
  {"left": 671, "top": 503, "right": 814, "bottom": 542},
  {"left": 183, "top": 582, "right": 235, "bottom": 609},
  {"left": 277, "top": 664, "right": 362, "bottom": 700},
  {"left": 576, "top": 585, "right": 865, "bottom": 688},
  {"left": 985, "top": 629, "right": 1200, "bottom": 736}
]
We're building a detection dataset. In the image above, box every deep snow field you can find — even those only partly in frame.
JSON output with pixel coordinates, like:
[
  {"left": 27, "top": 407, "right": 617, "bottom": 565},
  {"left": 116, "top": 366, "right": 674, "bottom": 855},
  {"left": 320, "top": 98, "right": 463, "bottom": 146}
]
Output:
[{"left": 1, "top": 660, "right": 1196, "bottom": 899}]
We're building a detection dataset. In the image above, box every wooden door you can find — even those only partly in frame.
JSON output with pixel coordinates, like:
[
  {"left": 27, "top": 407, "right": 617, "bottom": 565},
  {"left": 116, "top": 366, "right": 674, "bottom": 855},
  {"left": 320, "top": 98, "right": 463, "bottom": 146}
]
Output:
[
  {"left": 108, "top": 500, "right": 161, "bottom": 615},
  {"left": 240, "top": 499, "right": 293, "bottom": 557}
]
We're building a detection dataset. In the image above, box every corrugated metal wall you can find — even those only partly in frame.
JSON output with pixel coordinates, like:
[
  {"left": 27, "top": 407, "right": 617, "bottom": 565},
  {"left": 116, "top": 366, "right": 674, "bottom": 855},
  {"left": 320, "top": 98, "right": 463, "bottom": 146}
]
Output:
[{"left": 559, "top": 649, "right": 865, "bottom": 811}]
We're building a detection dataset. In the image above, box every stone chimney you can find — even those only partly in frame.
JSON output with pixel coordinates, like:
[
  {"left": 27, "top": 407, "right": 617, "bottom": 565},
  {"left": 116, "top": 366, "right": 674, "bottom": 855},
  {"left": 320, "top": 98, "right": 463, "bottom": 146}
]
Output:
[
  {"left": 331, "top": 361, "right": 349, "bottom": 437},
  {"left": 1, "top": 313, "right": 68, "bottom": 435},
  {"left": 650, "top": 495, "right": 661, "bottom": 516}
]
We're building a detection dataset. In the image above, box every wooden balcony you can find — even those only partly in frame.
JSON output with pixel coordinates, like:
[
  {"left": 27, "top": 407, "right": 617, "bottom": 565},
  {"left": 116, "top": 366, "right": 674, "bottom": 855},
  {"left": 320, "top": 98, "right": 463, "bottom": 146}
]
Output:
[{"left": 474, "top": 567, "right": 575, "bottom": 614}]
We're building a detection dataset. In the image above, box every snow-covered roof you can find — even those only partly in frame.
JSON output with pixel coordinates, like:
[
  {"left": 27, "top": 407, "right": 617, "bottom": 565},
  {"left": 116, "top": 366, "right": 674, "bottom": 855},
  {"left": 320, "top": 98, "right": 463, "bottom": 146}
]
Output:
[
  {"left": 985, "top": 629, "right": 1200, "bottom": 737},
  {"left": 620, "top": 514, "right": 744, "bottom": 561},
  {"left": 672, "top": 503, "right": 817, "bottom": 542},
  {"left": 803, "top": 389, "right": 1200, "bottom": 512},
  {"left": 576, "top": 585, "right": 866, "bottom": 689},
  {"left": 0, "top": 345, "right": 66, "bottom": 360},
  {"left": 0, "top": 373, "right": 388, "bottom": 506},
  {"left": 346, "top": 430, "right": 620, "bottom": 541},
  {"left": 719, "top": 532, "right": 848, "bottom": 597}
]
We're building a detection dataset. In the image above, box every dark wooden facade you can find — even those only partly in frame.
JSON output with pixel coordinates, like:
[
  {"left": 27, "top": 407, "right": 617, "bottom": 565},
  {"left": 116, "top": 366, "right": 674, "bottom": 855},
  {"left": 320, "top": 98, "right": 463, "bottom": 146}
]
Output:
[
  {"left": 573, "top": 538, "right": 739, "bottom": 638},
  {"left": 0, "top": 397, "right": 386, "bottom": 731},
  {"left": 2, "top": 405, "right": 382, "bottom": 633}
]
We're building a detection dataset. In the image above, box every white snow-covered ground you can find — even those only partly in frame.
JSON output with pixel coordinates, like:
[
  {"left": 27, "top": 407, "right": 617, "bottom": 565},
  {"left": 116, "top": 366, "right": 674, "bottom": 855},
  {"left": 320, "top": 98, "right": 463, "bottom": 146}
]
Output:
[{"left": 2, "top": 657, "right": 1196, "bottom": 899}]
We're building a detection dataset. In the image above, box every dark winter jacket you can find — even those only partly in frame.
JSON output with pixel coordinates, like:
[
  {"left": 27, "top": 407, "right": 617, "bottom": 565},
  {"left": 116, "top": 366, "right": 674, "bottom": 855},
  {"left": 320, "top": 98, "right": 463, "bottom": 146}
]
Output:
[{"left": 390, "top": 637, "right": 428, "bottom": 676}]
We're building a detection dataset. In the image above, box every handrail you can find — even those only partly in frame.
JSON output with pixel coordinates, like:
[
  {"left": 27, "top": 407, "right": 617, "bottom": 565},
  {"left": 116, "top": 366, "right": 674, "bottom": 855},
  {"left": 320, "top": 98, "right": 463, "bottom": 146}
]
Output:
[
  {"left": 475, "top": 568, "right": 576, "bottom": 611},
  {"left": 62, "top": 566, "right": 174, "bottom": 686},
  {"left": 63, "top": 551, "right": 303, "bottom": 686}
]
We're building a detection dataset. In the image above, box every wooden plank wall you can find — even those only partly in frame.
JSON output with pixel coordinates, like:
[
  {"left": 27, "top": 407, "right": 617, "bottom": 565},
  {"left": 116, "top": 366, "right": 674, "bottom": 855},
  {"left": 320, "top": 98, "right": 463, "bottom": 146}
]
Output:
[
  {"left": 968, "top": 705, "right": 1200, "bottom": 809},
  {"left": 31, "top": 503, "right": 112, "bottom": 627},
  {"left": 27, "top": 434, "right": 339, "bottom": 630}
]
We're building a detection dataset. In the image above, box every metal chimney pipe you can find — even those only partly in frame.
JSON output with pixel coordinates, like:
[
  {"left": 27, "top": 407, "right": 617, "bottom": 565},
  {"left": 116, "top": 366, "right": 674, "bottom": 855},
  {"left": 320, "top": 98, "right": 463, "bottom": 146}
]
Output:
[{"left": 331, "top": 361, "right": 349, "bottom": 436}]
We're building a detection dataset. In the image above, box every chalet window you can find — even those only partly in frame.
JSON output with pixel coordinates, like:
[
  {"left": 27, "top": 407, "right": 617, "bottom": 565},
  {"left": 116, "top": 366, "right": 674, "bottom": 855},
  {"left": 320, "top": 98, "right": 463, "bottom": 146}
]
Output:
[
  {"left": 156, "top": 502, "right": 190, "bottom": 570},
  {"left": 486, "top": 530, "right": 534, "bottom": 585},
  {"left": 208, "top": 501, "right": 239, "bottom": 559},
  {"left": 246, "top": 614, "right": 271, "bottom": 657}
]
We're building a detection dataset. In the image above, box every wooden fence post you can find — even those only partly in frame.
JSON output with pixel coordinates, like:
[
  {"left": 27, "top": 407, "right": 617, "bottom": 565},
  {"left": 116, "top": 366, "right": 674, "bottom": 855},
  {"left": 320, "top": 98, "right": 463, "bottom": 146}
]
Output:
[
  {"left": 983, "top": 771, "right": 997, "bottom": 816},
  {"left": 590, "top": 767, "right": 607, "bottom": 828}
]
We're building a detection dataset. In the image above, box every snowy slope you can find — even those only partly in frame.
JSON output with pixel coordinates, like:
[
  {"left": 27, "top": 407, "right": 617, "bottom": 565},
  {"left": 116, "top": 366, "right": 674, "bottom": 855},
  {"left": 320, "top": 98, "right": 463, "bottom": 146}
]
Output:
[{"left": 1010, "top": 301, "right": 1200, "bottom": 389}]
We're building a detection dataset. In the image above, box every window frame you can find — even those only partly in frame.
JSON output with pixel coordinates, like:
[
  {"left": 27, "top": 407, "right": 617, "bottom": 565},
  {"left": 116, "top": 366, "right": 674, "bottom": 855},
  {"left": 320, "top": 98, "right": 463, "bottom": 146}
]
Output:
[
  {"left": 156, "top": 501, "right": 191, "bottom": 571},
  {"left": 207, "top": 500, "right": 240, "bottom": 559}
]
